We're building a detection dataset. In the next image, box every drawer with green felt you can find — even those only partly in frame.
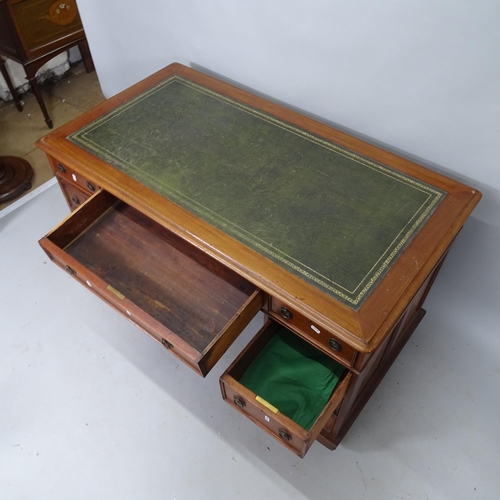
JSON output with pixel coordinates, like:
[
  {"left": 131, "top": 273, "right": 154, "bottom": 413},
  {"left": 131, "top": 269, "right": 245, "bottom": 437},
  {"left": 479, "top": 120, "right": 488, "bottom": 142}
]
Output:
[{"left": 220, "top": 320, "right": 351, "bottom": 457}]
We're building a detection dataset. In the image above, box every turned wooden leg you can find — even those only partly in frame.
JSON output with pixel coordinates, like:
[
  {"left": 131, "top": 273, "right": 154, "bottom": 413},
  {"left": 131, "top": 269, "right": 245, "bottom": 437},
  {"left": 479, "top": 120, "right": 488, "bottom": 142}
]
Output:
[{"left": 0, "top": 58, "right": 24, "bottom": 112}]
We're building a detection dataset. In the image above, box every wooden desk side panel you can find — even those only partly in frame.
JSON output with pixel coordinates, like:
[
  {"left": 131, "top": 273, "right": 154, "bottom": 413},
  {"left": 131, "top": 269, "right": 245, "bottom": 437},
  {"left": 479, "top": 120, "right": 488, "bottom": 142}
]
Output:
[{"left": 318, "top": 249, "right": 448, "bottom": 449}]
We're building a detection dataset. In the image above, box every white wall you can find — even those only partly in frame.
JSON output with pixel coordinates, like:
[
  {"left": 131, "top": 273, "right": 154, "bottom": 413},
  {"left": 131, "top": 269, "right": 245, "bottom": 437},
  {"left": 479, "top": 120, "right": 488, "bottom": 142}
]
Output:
[{"left": 77, "top": 0, "right": 500, "bottom": 230}]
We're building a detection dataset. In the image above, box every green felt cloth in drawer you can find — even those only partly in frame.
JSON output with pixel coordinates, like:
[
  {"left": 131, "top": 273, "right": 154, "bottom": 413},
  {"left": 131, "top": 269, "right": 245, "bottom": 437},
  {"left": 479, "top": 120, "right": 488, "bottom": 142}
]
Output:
[{"left": 239, "top": 327, "right": 346, "bottom": 431}]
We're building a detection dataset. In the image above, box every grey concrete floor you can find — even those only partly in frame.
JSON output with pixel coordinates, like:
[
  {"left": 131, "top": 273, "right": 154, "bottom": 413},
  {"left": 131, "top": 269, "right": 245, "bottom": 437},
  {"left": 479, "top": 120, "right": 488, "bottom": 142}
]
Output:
[{"left": 0, "top": 68, "right": 499, "bottom": 499}]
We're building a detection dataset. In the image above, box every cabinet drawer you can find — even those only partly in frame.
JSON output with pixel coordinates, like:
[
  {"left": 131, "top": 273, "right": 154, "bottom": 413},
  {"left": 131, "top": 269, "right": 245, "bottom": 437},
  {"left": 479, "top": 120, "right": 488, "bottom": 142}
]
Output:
[
  {"left": 12, "top": 0, "right": 83, "bottom": 55},
  {"left": 39, "top": 190, "right": 263, "bottom": 376},
  {"left": 269, "top": 297, "right": 357, "bottom": 367},
  {"left": 50, "top": 158, "right": 99, "bottom": 195},
  {"left": 220, "top": 320, "right": 351, "bottom": 457},
  {"left": 57, "top": 177, "right": 89, "bottom": 211}
]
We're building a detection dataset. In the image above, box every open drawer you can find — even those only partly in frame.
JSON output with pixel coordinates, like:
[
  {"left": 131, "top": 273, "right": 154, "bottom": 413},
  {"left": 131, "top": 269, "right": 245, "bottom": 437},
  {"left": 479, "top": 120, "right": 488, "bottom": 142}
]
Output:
[
  {"left": 220, "top": 320, "right": 351, "bottom": 457},
  {"left": 39, "top": 190, "right": 263, "bottom": 376}
]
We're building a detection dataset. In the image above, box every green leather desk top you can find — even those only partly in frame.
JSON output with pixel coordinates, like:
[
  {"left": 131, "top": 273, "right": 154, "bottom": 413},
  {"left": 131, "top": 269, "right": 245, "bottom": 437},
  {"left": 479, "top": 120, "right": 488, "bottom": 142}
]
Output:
[{"left": 69, "top": 75, "right": 445, "bottom": 310}]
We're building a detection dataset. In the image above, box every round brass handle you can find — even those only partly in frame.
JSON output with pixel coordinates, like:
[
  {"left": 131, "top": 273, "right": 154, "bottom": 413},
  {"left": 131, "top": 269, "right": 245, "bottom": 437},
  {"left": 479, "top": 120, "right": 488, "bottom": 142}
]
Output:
[
  {"left": 58, "top": 163, "right": 66, "bottom": 174},
  {"left": 86, "top": 181, "right": 95, "bottom": 192},
  {"left": 328, "top": 338, "right": 342, "bottom": 351},
  {"left": 278, "top": 428, "right": 292, "bottom": 441},
  {"left": 233, "top": 396, "right": 246, "bottom": 409},
  {"left": 280, "top": 307, "right": 293, "bottom": 320},
  {"left": 71, "top": 195, "right": 80, "bottom": 205},
  {"left": 65, "top": 265, "right": 75, "bottom": 275},
  {"left": 161, "top": 338, "right": 173, "bottom": 349}
]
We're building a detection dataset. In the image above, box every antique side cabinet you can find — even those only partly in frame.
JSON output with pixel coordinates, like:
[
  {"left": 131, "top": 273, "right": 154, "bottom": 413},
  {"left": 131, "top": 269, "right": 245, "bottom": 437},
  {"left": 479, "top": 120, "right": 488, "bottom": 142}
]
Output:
[
  {"left": 36, "top": 63, "right": 481, "bottom": 458},
  {"left": 0, "top": 0, "right": 94, "bottom": 128}
]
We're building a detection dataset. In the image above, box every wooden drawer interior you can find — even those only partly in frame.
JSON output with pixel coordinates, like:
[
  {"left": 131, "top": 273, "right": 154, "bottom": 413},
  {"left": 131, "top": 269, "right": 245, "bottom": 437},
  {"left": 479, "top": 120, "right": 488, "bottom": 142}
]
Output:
[
  {"left": 220, "top": 320, "right": 351, "bottom": 457},
  {"left": 39, "top": 190, "right": 263, "bottom": 376}
]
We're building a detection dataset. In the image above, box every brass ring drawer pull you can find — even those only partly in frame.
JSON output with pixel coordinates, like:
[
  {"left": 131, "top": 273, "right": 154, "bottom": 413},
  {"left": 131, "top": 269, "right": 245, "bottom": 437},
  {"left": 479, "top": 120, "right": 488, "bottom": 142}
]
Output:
[
  {"left": 58, "top": 163, "right": 66, "bottom": 173},
  {"left": 328, "top": 338, "right": 342, "bottom": 351},
  {"left": 71, "top": 195, "right": 80, "bottom": 205},
  {"left": 280, "top": 307, "right": 293, "bottom": 319},
  {"left": 161, "top": 338, "right": 173, "bottom": 349},
  {"left": 233, "top": 396, "right": 246, "bottom": 409},
  {"left": 278, "top": 428, "right": 291, "bottom": 441},
  {"left": 86, "top": 181, "right": 95, "bottom": 192}
]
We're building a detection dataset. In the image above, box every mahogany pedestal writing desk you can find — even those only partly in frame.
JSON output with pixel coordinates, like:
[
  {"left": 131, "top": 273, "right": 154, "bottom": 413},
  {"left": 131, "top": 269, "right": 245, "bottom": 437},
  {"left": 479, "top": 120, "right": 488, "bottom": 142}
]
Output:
[{"left": 37, "top": 63, "right": 481, "bottom": 457}]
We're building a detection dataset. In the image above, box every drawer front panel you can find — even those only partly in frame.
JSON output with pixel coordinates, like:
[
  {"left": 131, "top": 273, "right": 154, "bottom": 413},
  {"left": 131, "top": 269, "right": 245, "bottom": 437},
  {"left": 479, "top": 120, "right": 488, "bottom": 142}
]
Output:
[
  {"left": 39, "top": 189, "right": 263, "bottom": 376},
  {"left": 221, "top": 378, "right": 306, "bottom": 456},
  {"left": 41, "top": 239, "right": 201, "bottom": 365},
  {"left": 51, "top": 158, "right": 99, "bottom": 195},
  {"left": 269, "top": 297, "right": 357, "bottom": 367},
  {"left": 57, "top": 177, "right": 89, "bottom": 211},
  {"left": 220, "top": 320, "right": 351, "bottom": 457},
  {"left": 12, "top": 0, "right": 83, "bottom": 54}
]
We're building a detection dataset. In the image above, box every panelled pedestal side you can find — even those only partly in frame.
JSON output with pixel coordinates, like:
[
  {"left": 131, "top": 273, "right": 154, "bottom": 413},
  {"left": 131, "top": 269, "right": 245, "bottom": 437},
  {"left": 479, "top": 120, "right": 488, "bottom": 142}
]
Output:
[{"left": 317, "top": 251, "right": 449, "bottom": 450}]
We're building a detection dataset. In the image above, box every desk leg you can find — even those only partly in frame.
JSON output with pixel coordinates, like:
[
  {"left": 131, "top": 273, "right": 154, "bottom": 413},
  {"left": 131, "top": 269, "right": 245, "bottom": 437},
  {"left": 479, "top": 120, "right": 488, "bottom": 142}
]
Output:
[{"left": 0, "top": 59, "right": 23, "bottom": 112}]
